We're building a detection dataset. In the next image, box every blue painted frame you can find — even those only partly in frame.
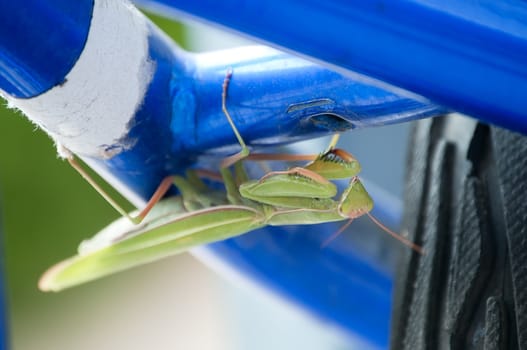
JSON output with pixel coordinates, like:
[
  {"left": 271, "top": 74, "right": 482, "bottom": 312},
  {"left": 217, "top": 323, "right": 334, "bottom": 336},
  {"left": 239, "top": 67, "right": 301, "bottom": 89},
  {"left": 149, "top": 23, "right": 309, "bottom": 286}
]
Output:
[
  {"left": 136, "top": 0, "right": 527, "bottom": 134},
  {"left": 0, "top": 0, "right": 93, "bottom": 97},
  {"left": 5, "top": 0, "right": 524, "bottom": 348}
]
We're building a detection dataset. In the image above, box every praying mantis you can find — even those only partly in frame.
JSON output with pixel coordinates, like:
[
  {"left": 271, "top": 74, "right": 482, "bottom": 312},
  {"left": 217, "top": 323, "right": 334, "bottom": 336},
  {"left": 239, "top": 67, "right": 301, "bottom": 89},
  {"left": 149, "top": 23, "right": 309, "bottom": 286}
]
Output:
[{"left": 39, "top": 69, "right": 422, "bottom": 292}]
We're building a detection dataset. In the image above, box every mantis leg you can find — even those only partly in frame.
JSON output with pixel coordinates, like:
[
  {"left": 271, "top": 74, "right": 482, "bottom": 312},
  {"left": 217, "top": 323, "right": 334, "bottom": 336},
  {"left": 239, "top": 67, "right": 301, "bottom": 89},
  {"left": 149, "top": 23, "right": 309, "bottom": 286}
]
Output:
[
  {"left": 237, "top": 148, "right": 362, "bottom": 208},
  {"left": 321, "top": 218, "right": 354, "bottom": 248},
  {"left": 189, "top": 169, "right": 223, "bottom": 184},
  {"left": 139, "top": 68, "right": 257, "bottom": 215},
  {"left": 67, "top": 155, "right": 175, "bottom": 224},
  {"left": 326, "top": 133, "right": 341, "bottom": 150},
  {"left": 258, "top": 167, "right": 331, "bottom": 185},
  {"left": 134, "top": 69, "right": 256, "bottom": 216},
  {"left": 220, "top": 68, "right": 250, "bottom": 169},
  {"left": 134, "top": 176, "right": 175, "bottom": 222},
  {"left": 245, "top": 148, "right": 361, "bottom": 180},
  {"left": 172, "top": 172, "right": 229, "bottom": 211},
  {"left": 238, "top": 167, "right": 338, "bottom": 209},
  {"left": 135, "top": 68, "right": 256, "bottom": 218},
  {"left": 68, "top": 155, "right": 225, "bottom": 223}
]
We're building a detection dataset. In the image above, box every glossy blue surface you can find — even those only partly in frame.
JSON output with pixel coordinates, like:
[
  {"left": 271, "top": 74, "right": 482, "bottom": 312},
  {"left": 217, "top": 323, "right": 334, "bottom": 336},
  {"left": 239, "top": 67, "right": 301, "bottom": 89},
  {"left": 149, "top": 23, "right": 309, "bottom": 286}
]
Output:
[
  {"left": 0, "top": 2, "right": 447, "bottom": 348},
  {"left": 0, "top": 0, "right": 93, "bottom": 97},
  {"left": 136, "top": 0, "right": 527, "bottom": 134},
  {"left": 92, "top": 42, "right": 443, "bottom": 201},
  {"left": 180, "top": 47, "right": 444, "bottom": 156}
]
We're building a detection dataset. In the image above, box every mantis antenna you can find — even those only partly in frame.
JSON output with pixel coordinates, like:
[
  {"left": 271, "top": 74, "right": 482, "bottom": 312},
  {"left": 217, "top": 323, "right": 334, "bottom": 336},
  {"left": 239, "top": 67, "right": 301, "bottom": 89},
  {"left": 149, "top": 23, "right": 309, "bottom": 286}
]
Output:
[
  {"left": 367, "top": 212, "right": 424, "bottom": 254},
  {"left": 321, "top": 208, "right": 423, "bottom": 254}
]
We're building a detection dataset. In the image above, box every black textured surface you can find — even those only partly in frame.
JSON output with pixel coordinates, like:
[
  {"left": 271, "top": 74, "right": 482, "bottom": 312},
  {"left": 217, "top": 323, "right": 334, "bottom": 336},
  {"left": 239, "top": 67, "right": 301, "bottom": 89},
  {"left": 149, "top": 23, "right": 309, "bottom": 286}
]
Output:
[
  {"left": 445, "top": 177, "right": 492, "bottom": 348},
  {"left": 390, "top": 118, "right": 434, "bottom": 347},
  {"left": 484, "top": 297, "right": 506, "bottom": 350},
  {"left": 402, "top": 141, "right": 453, "bottom": 349},
  {"left": 492, "top": 128, "right": 527, "bottom": 350},
  {"left": 391, "top": 115, "right": 527, "bottom": 350}
]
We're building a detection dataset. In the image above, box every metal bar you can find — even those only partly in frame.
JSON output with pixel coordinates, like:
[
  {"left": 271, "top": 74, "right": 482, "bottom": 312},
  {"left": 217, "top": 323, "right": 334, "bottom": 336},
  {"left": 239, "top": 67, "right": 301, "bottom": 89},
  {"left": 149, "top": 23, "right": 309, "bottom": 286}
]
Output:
[
  {"left": 136, "top": 0, "right": 527, "bottom": 134},
  {"left": 0, "top": 3, "right": 443, "bottom": 201},
  {"left": 0, "top": 0, "right": 93, "bottom": 97},
  {"left": 180, "top": 46, "right": 443, "bottom": 155}
]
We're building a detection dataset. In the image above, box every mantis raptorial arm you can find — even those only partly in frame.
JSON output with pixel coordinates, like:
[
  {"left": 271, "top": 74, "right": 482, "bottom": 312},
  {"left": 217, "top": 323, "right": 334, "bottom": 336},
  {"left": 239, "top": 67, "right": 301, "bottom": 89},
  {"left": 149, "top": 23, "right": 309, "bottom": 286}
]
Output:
[{"left": 39, "top": 68, "right": 422, "bottom": 292}]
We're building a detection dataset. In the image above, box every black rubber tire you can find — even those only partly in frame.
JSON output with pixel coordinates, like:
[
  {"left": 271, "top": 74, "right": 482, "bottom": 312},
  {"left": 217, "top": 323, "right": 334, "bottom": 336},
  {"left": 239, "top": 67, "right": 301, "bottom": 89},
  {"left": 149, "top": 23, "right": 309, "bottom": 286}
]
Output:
[{"left": 390, "top": 114, "right": 527, "bottom": 350}]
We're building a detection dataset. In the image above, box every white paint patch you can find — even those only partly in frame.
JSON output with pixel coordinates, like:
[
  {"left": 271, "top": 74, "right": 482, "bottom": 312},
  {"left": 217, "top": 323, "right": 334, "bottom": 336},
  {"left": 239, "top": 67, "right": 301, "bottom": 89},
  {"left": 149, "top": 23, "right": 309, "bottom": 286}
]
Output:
[{"left": 1, "top": 0, "right": 153, "bottom": 158}]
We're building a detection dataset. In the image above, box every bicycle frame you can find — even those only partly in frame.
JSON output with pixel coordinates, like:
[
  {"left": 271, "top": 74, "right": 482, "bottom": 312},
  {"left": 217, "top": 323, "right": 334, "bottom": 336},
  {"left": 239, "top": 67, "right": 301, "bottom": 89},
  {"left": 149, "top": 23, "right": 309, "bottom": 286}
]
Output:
[
  {"left": 139, "top": 0, "right": 527, "bottom": 133},
  {"left": 2, "top": 0, "right": 525, "bottom": 348}
]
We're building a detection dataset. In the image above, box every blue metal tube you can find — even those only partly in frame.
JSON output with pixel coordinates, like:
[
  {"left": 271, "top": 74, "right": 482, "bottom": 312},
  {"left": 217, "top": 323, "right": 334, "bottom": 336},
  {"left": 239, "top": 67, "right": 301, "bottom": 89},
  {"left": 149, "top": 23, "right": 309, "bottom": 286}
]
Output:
[
  {"left": 86, "top": 44, "right": 444, "bottom": 202},
  {"left": 136, "top": 0, "right": 527, "bottom": 134},
  {"left": 0, "top": 0, "right": 93, "bottom": 97},
  {"left": 0, "top": 1, "right": 446, "bottom": 348},
  {"left": 178, "top": 47, "right": 442, "bottom": 156}
]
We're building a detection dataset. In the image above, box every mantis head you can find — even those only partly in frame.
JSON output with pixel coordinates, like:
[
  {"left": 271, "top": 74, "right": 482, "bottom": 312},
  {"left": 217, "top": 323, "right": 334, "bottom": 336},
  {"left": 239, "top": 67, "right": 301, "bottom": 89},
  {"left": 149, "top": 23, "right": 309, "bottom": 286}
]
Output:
[
  {"left": 337, "top": 176, "right": 373, "bottom": 219},
  {"left": 334, "top": 176, "right": 424, "bottom": 254}
]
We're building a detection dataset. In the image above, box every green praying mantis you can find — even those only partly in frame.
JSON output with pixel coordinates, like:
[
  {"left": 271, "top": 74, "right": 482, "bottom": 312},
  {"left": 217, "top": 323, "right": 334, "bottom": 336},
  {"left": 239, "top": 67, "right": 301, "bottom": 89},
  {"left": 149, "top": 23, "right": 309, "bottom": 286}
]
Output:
[{"left": 39, "top": 69, "right": 422, "bottom": 292}]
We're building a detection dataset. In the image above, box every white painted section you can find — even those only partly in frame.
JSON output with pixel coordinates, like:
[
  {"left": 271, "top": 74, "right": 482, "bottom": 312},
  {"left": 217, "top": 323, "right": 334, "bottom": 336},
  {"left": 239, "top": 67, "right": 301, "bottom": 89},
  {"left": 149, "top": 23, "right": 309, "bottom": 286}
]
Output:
[{"left": 1, "top": 0, "right": 153, "bottom": 158}]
